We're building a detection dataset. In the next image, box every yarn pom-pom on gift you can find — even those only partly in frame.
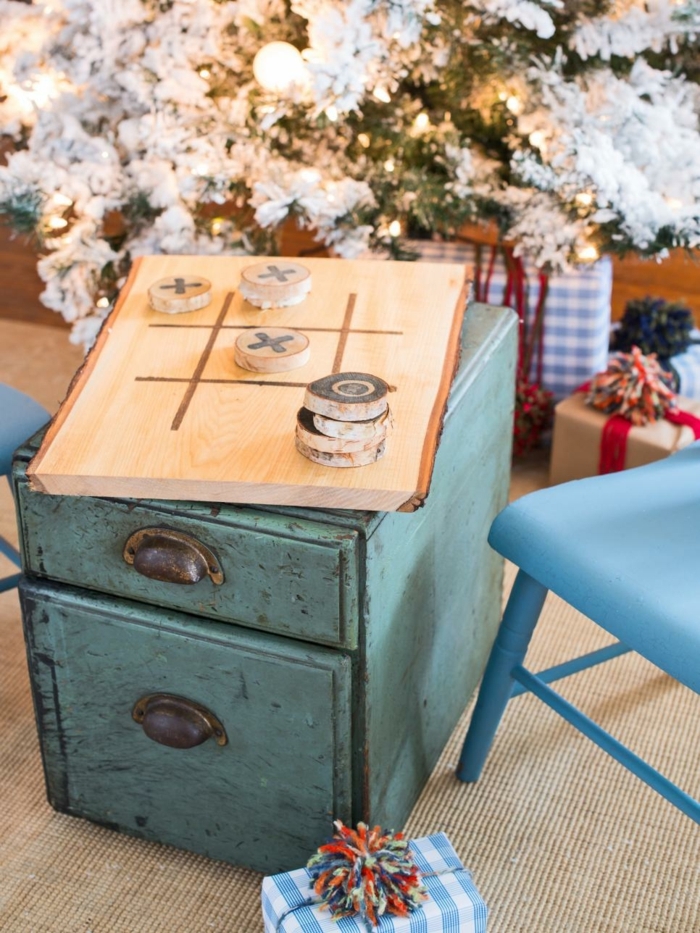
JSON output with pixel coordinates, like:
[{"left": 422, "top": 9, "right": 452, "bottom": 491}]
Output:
[
  {"left": 307, "top": 821, "right": 427, "bottom": 928},
  {"left": 611, "top": 296, "right": 694, "bottom": 364},
  {"left": 586, "top": 346, "right": 676, "bottom": 426}
]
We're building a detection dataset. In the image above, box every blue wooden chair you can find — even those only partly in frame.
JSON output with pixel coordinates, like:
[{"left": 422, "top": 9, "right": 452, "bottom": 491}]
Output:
[
  {"left": 0, "top": 384, "right": 49, "bottom": 594},
  {"left": 457, "top": 441, "right": 700, "bottom": 823}
]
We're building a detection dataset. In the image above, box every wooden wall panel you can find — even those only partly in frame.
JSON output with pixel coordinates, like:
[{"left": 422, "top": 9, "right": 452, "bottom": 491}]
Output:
[
  {"left": 611, "top": 251, "right": 700, "bottom": 320},
  {"left": 0, "top": 226, "right": 64, "bottom": 328}
]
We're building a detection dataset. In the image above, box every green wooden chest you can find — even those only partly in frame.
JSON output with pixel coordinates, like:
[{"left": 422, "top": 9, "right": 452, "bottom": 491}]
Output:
[{"left": 13, "top": 302, "right": 516, "bottom": 873}]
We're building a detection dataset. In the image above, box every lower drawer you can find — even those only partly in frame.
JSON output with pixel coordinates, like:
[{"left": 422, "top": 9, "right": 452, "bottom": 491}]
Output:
[{"left": 20, "top": 579, "right": 353, "bottom": 873}]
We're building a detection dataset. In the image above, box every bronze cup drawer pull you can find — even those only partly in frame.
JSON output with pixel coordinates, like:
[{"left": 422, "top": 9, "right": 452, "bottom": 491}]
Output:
[
  {"left": 123, "top": 528, "right": 224, "bottom": 586},
  {"left": 132, "top": 693, "right": 228, "bottom": 749}
]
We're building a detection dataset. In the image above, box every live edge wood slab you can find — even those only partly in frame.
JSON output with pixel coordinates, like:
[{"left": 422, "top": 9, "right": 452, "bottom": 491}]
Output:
[{"left": 28, "top": 256, "right": 471, "bottom": 511}]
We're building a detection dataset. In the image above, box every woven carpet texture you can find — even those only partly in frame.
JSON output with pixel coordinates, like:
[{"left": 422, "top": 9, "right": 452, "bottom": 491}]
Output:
[{"left": 0, "top": 319, "right": 698, "bottom": 932}]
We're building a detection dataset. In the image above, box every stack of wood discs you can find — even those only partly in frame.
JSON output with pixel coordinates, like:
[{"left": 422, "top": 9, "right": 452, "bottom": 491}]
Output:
[{"left": 295, "top": 372, "right": 391, "bottom": 468}]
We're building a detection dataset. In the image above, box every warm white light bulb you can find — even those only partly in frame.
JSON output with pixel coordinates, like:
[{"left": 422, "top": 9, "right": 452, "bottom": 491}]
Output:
[
  {"left": 529, "top": 131, "right": 546, "bottom": 150},
  {"left": 384, "top": 159, "right": 395, "bottom": 173},
  {"left": 299, "top": 168, "right": 322, "bottom": 183},
  {"left": 211, "top": 218, "right": 223, "bottom": 236},
  {"left": 413, "top": 112, "right": 430, "bottom": 132},
  {"left": 325, "top": 105, "right": 338, "bottom": 122},
  {"left": 253, "top": 42, "right": 307, "bottom": 94},
  {"left": 47, "top": 216, "right": 68, "bottom": 229},
  {"left": 358, "top": 133, "right": 371, "bottom": 149},
  {"left": 51, "top": 192, "right": 73, "bottom": 207},
  {"left": 506, "top": 95, "right": 522, "bottom": 115},
  {"left": 577, "top": 244, "right": 599, "bottom": 262},
  {"left": 96, "top": 297, "right": 110, "bottom": 308},
  {"left": 388, "top": 220, "right": 401, "bottom": 237},
  {"left": 575, "top": 191, "right": 593, "bottom": 208},
  {"left": 198, "top": 68, "right": 211, "bottom": 79},
  {"left": 373, "top": 86, "right": 391, "bottom": 103}
]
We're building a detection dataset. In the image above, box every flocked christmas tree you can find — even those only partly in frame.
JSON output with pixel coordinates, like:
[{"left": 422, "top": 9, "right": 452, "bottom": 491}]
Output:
[{"left": 1, "top": 0, "right": 700, "bottom": 346}]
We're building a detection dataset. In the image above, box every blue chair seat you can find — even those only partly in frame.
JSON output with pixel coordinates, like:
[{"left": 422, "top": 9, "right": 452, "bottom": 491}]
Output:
[
  {"left": 458, "top": 441, "right": 700, "bottom": 823},
  {"left": 489, "top": 442, "right": 700, "bottom": 693}
]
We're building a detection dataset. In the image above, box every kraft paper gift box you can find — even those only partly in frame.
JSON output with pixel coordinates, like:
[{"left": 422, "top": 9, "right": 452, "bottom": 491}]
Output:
[
  {"left": 549, "top": 392, "right": 700, "bottom": 486},
  {"left": 261, "top": 832, "right": 488, "bottom": 933},
  {"left": 405, "top": 240, "right": 612, "bottom": 400}
]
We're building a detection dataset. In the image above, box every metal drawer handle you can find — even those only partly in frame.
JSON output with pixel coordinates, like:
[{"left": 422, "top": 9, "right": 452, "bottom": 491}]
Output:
[
  {"left": 123, "top": 528, "right": 224, "bottom": 586},
  {"left": 132, "top": 693, "right": 228, "bottom": 749}
]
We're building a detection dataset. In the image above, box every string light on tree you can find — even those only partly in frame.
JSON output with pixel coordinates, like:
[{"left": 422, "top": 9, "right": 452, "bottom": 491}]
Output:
[
  {"left": 50, "top": 193, "right": 73, "bottom": 208},
  {"left": 388, "top": 220, "right": 402, "bottom": 237},
  {"left": 413, "top": 112, "right": 430, "bottom": 133},
  {"left": 506, "top": 95, "right": 523, "bottom": 115},
  {"left": 253, "top": 41, "right": 308, "bottom": 94},
  {"left": 373, "top": 86, "right": 391, "bottom": 103},
  {"left": 577, "top": 243, "right": 599, "bottom": 262},
  {"left": 96, "top": 297, "right": 110, "bottom": 308}
]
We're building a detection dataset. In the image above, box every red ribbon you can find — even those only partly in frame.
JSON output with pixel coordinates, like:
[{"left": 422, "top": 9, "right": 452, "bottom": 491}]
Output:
[
  {"left": 470, "top": 240, "right": 549, "bottom": 386},
  {"left": 576, "top": 383, "right": 700, "bottom": 474},
  {"left": 598, "top": 415, "right": 632, "bottom": 474}
]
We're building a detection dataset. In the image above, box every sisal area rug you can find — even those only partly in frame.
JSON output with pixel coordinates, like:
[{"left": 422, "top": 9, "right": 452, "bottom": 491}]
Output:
[{"left": 0, "top": 320, "right": 698, "bottom": 932}]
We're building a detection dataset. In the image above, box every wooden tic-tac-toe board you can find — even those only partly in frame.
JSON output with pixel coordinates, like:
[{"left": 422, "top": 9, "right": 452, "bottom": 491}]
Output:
[{"left": 29, "top": 256, "right": 471, "bottom": 511}]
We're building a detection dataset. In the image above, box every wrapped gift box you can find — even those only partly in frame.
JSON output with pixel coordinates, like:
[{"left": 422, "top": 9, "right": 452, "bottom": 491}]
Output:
[
  {"left": 550, "top": 392, "right": 700, "bottom": 485},
  {"left": 670, "top": 337, "right": 700, "bottom": 400},
  {"left": 261, "top": 832, "right": 488, "bottom": 933},
  {"left": 406, "top": 240, "right": 612, "bottom": 400}
]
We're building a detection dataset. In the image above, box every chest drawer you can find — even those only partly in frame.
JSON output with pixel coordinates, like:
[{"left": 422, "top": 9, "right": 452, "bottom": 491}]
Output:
[
  {"left": 14, "top": 478, "right": 360, "bottom": 649},
  {"left": 20, "top": 579, "right": 353, "bottom": 873}
]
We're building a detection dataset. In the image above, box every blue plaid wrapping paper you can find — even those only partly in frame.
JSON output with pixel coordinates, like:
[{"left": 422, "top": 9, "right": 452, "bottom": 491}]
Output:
[
  {"left": 405, "top": 240, "right": 612, "bottom": 400},
  {"left": 670, "top": 334, "right": 700, "bottom": 400},
  {"left": 261, "top": 833, "right": 488, "bottom": 933}
]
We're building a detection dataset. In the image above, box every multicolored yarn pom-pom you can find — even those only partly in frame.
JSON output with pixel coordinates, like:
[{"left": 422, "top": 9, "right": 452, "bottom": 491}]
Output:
[
  {"left": 586, "top": 346, "right": 676, "bottom": 426},
  {"left": 306, "top": 821, "right": 427, "bottom": 929}
]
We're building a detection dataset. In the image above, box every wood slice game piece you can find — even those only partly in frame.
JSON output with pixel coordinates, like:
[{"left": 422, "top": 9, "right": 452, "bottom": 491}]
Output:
[
  {"left": 304, "top": 373, "right": 389, "bottom": 422},
  {"left": 148, "top": 276, "right": 212, "bottom": 314},
  {"left": 295, "top": 435, "right": 386, "bottom": 468},
  {"left": 312, "top": 407, "right": 392, "bottom": 441},
  {"left": 295, "top": 407, "right": 387, "bottom": 454},
  {"left": 239, "top": 261, "right": 311, "bottom": 309},
  {"left": 234, "top": 328, "right": 310, "bottom": 373}
]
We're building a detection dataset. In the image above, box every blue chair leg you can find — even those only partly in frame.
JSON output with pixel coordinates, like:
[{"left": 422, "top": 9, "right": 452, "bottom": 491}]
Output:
[
  {"left": 457, "top": 569, "right": 548, "bottom": 782},
  {"left": 1, "top": 474, "right": 23, "bottom": 593}
]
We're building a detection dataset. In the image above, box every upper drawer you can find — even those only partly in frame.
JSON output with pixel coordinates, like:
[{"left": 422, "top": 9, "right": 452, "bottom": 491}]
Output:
[{"left": 14, "top": 479, "right": 360, "bottom": 649}]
